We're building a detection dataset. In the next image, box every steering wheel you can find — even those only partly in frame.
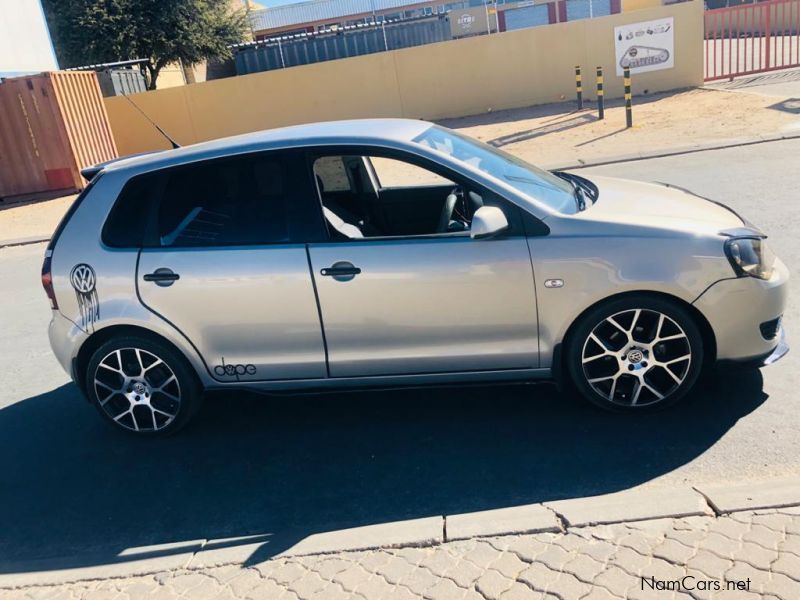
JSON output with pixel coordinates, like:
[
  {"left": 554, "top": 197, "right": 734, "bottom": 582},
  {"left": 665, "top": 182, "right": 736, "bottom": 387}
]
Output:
[{"left": 436, "top": 187, "right": 467, "bottom": 233}]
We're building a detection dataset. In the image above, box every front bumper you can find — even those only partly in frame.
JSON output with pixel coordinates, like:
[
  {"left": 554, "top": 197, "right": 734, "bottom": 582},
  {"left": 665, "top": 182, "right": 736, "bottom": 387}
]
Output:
[
  {"left": 762, "top": 324, "right": 789, "bottom": 366},
  {"left": 693, "top": 257, "right": 789, "bottom": 364}
]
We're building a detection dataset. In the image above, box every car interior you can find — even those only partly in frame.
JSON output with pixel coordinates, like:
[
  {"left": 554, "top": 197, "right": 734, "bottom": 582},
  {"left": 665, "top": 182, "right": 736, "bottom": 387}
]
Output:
[{"left": 313, "top": 154, "right": 486, "bottom": 240}]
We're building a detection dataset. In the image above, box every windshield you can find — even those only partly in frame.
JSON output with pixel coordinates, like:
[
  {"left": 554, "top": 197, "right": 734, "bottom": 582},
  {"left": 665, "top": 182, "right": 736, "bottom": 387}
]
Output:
[{"left": 413, "top": 125, "right": 577, "bottom": 214}]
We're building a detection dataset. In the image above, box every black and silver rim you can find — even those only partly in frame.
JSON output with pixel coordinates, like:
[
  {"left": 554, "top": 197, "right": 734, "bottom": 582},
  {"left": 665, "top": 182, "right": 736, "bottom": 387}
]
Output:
[
  {"left": 581, "top": 308, "right": 692, "bottom": 407},
  {"left": 93, "top": 348, "right": 181, "bottom": 432}
]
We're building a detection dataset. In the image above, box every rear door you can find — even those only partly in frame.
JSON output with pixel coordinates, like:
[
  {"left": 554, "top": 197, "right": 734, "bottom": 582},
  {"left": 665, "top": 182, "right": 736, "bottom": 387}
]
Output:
[{"left": 135, "top": 150, "right": 328, "bottom": 382}]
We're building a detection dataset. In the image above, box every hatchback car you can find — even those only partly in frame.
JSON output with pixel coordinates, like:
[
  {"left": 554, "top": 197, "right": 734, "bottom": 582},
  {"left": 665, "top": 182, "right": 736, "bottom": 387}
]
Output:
[{"left": 43, "top": 119, "right": 788, "bottom": 436}]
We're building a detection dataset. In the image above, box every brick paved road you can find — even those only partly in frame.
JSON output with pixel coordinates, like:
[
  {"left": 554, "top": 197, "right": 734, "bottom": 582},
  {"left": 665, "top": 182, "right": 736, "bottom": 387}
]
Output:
[{"left": 4, "top": 507, "right": 800, "bottom": 599}]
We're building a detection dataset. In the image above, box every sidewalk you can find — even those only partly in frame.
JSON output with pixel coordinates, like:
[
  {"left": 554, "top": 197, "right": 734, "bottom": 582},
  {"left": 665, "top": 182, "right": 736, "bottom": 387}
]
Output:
[
  {"left": 2, "top": 478, "right": 799, "bottom": 598},
  {"left": 3, "top": 505, "right": 799, "bottom": 599}
]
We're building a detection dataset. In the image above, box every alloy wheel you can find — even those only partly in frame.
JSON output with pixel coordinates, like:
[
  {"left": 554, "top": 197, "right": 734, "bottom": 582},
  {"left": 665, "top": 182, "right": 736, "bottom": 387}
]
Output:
[
  {"left": 581, "top": 308, "right": 692, "bottom": 407},
  {"left": 93, "top": 348, "right": 181, "bottom": 432}
]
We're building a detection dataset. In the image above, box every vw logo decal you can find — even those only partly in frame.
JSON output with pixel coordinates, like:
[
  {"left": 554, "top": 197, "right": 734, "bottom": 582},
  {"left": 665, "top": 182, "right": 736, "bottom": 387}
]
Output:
[{"left": 70, "top": 264, "right": 96, "bottom": 293}]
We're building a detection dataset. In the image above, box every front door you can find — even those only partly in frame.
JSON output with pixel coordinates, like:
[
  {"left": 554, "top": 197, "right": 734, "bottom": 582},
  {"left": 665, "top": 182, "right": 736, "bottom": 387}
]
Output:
[
  {"left": 136, "top": 149, "right": 328, "bottom": 382},
  {"left": 308, "top": 151, "right": 539, "bottom": 378}
]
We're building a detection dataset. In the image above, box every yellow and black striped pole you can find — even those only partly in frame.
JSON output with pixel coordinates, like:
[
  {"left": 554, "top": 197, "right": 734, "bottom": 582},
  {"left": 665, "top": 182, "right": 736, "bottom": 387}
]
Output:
[
  {"left": 575, "top": 66, "right": 583, "bottom": 110},
  {"left": 623, "top": 66, "right": 633, "bottom": 128},
  {"left": 596, "top": 66, "right": 604, "bottom": 120}
]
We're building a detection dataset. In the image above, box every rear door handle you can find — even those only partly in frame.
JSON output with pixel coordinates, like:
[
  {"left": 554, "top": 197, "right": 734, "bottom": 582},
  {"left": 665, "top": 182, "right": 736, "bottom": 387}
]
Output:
[
  {"left": 320, "top": 261, "right": 361, "bottom": 281},
  {"left": 143, "top": 268, "right": 180, "bottom": 287}
]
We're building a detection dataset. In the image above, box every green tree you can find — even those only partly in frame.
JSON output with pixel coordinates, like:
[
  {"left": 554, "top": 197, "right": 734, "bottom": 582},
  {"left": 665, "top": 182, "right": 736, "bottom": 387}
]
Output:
[{"left": 43, "top": 0, "right": 248, "bottom": 89}]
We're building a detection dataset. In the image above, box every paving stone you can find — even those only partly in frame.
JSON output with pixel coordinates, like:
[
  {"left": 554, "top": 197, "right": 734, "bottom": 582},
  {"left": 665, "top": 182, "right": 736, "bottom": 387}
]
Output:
[
  {"left": 227, "top": 569, "right": 265, "bottom": 596},
  {"left": 771, "top": 551, "right": 800, "bottom": 578},
  {"left": 730, "top": 541, "right": 778, "bottom": 570},
  {"left": 607, "top": 546, "right": 651, "bottom": 576},
  {"left": 686, "top": 550, "right": 732, "bottom": 579},
  {"left": 287, "top": 571, "right": 328, "bottom": 598},
  {"left": 591, "top": 565, "right": 637, "bottom": 598},
  {"left": 498, "top": 581, "right": 542, "bottom": 600},
  {"left": 474, "top": 570, "right": 515, "bottom": 600},
  {"left": 547, "top": 572, "right": 592, "bottom": 598},
  {"left": 424, "top": 577, "right": 468, "bottom": 600},
  {"left": 652, "top": 538, "right": 697, "bottom": 565},
  {"left": 443, "top": 558, "right": 483, "bottom": 588},
  {"left": 742, "top": 523, "right": 783, "bottom": 550},
  {"left": 351, "top": 573, "right": 397, "bottom": 599},
  {"left": 528, "top": 545, "right": 570, "bottom": 573},
  {"left": 243, "top": 578, "right": 291, "bottom": 600},
  {"left": 502, "top": 537, "right": 550, "bottom": 563},
  {"left": 396, "top": 565, "right": 439, "bottom": 595},
  {"left": 561, "top": 554, "right": 606, "bottom": 582},
  {"left": 374, "top": 555, "right": 418, "bottom": 584},
  {"left": 266, "top": 561, "right": 309, "bottom": 586},
  {"left": 332, "top": 564, "right": 371, "bottom": 592},
  {"left": 487, "top": 551, "right": 528, "bottom": 578},
  {"left": 698, "top": 532, "right": 738, "bottom": 559},
  {"left": 516, "top": 562, "right": 560, "bottom": 592},
  {"left": 723, "top": 561, "right": 769, "bottom": 595}
]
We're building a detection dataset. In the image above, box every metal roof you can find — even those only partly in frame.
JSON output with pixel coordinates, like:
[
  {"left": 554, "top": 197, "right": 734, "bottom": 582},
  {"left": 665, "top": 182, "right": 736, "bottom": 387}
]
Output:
[
  {"left": 105, "top": 119, "right": 433, "bottom": 174},
  {"left": 248, "top": 0, "right": 426, "bottom": 31}
]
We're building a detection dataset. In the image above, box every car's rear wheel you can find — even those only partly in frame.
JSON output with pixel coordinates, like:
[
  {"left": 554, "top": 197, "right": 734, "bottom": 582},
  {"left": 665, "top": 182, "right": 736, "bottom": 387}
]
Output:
[
  {"left": 566, "top": 296, "right": 704, "bottom": 412},
  {"left": 86, "top": 336, "right": 202, "bottom": 436}
]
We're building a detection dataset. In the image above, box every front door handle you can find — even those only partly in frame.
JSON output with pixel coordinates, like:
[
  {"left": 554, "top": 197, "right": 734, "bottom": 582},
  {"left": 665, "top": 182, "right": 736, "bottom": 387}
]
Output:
[
  {"left": 143, "top": 268, "right": 180, "bottom": 287},
  {"left": 320, "top": 261, "right": 361, "bottom": 281}
]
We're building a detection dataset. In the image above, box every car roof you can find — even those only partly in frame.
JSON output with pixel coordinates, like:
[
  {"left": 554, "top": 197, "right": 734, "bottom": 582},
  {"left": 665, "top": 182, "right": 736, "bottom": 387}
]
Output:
[{"left": 103, "top": 118, "right": 434, "bottom": 175}]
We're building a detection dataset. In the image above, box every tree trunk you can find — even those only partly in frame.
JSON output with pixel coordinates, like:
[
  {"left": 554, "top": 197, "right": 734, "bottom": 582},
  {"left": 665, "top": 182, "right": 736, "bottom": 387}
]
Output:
[{"left": 145, "top": 62, "right": 164, "bottom": 91}]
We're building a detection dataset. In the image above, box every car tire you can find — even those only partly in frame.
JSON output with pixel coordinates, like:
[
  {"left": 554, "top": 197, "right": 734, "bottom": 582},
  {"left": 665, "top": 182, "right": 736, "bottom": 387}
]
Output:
[
  {"left": 565, "top": 296, "right": 704, "bottom": 412},
  {"left": 86, "top": 335, "right": 202, "bottom": 436}
]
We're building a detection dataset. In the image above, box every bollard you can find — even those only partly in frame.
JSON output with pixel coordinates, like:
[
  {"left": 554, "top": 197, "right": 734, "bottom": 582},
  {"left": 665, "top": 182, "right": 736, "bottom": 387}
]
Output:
[
  {"left": 623, "top": 66, "right": 633, "bottom": 128},
  {"left": 596, "top": 66, "right": 604, "bottom": 120},
  {"left": 575, "top": 66, "right": 583, "bottom": 110}
]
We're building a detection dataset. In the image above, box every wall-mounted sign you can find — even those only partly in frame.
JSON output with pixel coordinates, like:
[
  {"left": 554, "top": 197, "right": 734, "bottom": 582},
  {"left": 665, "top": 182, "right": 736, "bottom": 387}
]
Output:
[{"left": 613, "top": 17, "right": 674, "bottom": 76}]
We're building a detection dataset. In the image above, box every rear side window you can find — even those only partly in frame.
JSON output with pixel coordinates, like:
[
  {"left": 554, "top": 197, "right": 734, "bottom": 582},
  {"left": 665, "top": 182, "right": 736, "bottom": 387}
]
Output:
[
  {"left": 103, "top": 174, "right": 160, "bottom": 248},
  {"left": 103, "top": 150, "right": 323, "bottom": 248}
]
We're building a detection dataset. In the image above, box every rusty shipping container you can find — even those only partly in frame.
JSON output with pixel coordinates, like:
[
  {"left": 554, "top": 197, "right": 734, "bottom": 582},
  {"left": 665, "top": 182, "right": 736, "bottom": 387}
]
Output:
[{"left": 0, "top": 71, "right": 118, "bottom": 200}]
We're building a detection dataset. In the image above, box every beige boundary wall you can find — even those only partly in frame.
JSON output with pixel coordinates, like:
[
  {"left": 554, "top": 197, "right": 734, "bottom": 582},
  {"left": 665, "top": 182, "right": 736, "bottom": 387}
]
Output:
[{"left": 105, "top": 0, "right": 703, "bottom": 156}]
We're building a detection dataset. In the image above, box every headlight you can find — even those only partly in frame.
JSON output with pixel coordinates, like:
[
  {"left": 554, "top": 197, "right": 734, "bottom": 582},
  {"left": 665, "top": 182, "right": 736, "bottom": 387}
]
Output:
[{"left": 724, "top": 237, "right": 775, "bottom": 280}]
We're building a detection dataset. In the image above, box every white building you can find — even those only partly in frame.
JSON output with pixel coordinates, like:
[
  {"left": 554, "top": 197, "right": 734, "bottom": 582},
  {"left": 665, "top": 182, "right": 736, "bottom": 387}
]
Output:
[{"left": 0, "top": 0, "right": 58, "bottom": 78}]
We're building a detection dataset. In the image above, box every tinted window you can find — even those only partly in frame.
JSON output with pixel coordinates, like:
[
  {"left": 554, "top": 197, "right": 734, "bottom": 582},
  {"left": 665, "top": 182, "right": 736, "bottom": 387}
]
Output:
[
  {"left": 106, "top": 151, "right": 321, "bottom": 248},
  {"left": 103, "top": 173, "right": 160, "bottom": 248}
]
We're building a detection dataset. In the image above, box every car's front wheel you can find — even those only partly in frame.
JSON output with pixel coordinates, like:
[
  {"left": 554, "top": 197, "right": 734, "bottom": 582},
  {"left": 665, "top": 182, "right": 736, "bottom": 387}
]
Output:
[
  {"left": 566, "top": 296, "right": 704, "bottom": 412},
  {"left": 86, "top": 336, "right": 202, "bottom": 436}
]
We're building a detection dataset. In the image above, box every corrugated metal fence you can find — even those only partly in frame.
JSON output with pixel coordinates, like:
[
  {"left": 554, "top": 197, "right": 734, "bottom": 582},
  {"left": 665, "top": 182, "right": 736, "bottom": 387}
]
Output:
[{"left": 235, "top": 16, "right": 451, "bottom": 75}]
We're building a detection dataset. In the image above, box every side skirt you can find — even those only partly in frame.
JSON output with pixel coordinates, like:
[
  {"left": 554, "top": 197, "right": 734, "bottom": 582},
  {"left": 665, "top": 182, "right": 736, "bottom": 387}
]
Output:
[{"left": 205, "top": 367, "right": 552, "bottom": 396}]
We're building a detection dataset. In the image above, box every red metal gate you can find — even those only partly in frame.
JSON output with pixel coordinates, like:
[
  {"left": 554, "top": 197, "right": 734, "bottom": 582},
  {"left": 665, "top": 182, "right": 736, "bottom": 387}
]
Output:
[{"left": 705, "top": 0, "right": 800, "bottom": 81}]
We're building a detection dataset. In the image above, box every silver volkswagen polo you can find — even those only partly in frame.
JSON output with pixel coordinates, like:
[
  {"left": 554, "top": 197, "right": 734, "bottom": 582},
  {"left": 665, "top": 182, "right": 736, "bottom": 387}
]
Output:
[{"left": 43, "top": 119, "right": 788, "bottom": 436}]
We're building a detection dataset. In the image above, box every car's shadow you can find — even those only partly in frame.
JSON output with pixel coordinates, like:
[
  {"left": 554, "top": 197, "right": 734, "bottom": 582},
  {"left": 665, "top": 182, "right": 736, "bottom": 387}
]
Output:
[{"left": 0, "top": 369, "right": 766, "bottom": 572}]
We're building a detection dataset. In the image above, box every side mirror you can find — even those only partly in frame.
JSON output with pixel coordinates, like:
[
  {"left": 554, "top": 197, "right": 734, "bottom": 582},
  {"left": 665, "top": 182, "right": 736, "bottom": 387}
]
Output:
[{"left": 470, "top": 206, "right": 509, "bottom": 239}]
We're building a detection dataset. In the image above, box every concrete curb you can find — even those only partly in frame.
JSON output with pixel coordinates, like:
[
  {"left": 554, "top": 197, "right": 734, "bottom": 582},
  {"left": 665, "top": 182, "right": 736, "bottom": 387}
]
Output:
[
  {"left": 547, "top": 130, "right": 800, "bottom": 171},
  {"left": 544, "top": 487, "right": 712, "bottom": 528},
  {"left": 695, "top": 477, "right": 800, "bottom": 515},
  {"left": 2, "top": 478, "right": 799, "bottom": 588}
]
